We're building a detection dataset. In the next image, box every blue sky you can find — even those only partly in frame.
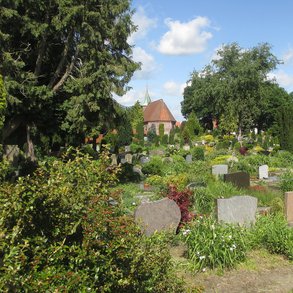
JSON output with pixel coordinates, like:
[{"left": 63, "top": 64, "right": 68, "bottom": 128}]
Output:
[{"left": 115, "top": 0, "right": 293, "bottom": 121}]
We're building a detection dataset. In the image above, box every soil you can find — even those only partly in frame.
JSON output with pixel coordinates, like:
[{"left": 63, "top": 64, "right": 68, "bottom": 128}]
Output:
[{"left": 170, "top": 245, "right": 293, "bottom": 293}]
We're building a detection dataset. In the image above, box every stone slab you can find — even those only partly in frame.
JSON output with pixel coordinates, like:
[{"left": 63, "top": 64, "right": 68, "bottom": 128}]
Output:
[
  {"left": 285, "top": 191, "right": 293, "bottom": 223},
  {"left": 217, "top": 195, "right": 257, "bottom": 226},
  {"left": 259, "top": 165, "right": 269, "bottom": 179},
  {"left": 134, "top": 198, "right": 181, "bottom": 236},
  {"left": 224, "top": 172, "right": 250, "bottom": 188},
  {"left": 212, "top": 164, "right": 228, "bottom": 176}
]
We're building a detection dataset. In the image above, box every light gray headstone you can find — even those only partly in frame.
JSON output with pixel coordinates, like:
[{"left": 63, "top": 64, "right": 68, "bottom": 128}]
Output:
[
  {"left": 217, "top": 195, "right": 257, "bottom": 226},
  {"left": 185, "top": 154, "right": 192, "bottom": 163},
  {"left": 133, "top": 166, "right": 143, "bottom": 177},
  {"left": 125, "top": 153, "right": 133, "bottom": 164},
  {"left": 110, "top": 154, "right": 117, "bottom": 165},
  {"left": 134, "top": 198, "right": 181, "bottom": 236},
  {"left": 120, "top": 158, "right": 126, "bottom": 164},
  {"left": 183, "top": 145, "right": 190, "bottom": 151},
  {"left": 140, "top": 156, "right": 150, "bottom": 164},
  {"left": 212, "top": 164, "right": 228, "bottom": 176},
  {"left": 125, "top": 145, "right": 131, "bottom": 153},
  {"left": 259, "top": 165, "right": 269, "bottom": 179}
]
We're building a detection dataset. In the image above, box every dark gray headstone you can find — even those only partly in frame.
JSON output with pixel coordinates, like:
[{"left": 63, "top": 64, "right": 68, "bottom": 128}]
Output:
[
  {"left": 217, "top": 195, "right": 257, "bottom": 226},
  {"left": 224, "top": 172, "right": 250, "bottom": 188},
  {"left": 134, "top": 198, "right": 181, "bottom": 236}
]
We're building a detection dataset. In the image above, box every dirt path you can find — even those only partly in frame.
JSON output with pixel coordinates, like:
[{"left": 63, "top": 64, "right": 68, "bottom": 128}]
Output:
[{"left": 170, "top": 246, "right": 293, "bottom": 292}]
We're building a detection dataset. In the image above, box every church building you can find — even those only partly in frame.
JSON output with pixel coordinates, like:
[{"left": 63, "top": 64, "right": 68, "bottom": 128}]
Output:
[{"left": 141, "top": 88, "right": 176, "bottom": 135}]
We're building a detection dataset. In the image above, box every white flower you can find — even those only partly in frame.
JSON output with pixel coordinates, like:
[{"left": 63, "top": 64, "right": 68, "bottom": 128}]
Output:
[
  {"left": 199, "top": 255, "right": 206, "bottom": 260},
  {"left": 182, "top": 229, "right": 191, "bottom": 236},
  {"left": 202, "top": 268, "right": 206, "bottom": 272},
  {"left": 228, "top": 235, "right": 232, "bottom": 239},
  {"left": 132, "top": 202, "right": 136, "bottom": 205}
]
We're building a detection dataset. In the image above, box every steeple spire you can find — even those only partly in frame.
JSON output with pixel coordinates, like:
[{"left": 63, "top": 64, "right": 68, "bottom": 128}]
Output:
[{"left": 142, "top": 85, "right": 151, "bottom": 106}]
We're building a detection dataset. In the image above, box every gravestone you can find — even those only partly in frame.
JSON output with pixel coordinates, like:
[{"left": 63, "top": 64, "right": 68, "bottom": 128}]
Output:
[
  {"left": 120, "top": 158, "right": 126, "bottom": 164},
  {"left": 212, "top": 164, "right": 228, "bottom": 176},
  {"left": 259, "top": 165, "right": 269, "bottom": 179},
  {"left": 186, "top": 154, "right": 192, "bottom": 163},
  {"left": 134, "top": 198, "right": 181, "bottom": 236},
  {"left": 183, "top": 145, "right": 190, "bottom": 151},
  {"left": 125, "top": 145, "right": 131, "bottom": 153},
  {"left": 133, "top": 166, "right": 143, "bottom": 178},
  {"left": 149, "top": 149, "right": 165, "bottom": 156},
  {"left": 217, "top": 195, "right": 257, "bottom": 226},
  {"left": 140, "top": 156, "right": 150, "bottom": 164},
  {"left": 224, "top": 172, "right": 250, "bottom": 188},
  {"left": 110, "top": 154, "right": 117, "bottom": 165},
  {"left": 285, "top": 192, "right": 293, "bottom": 224},
  {"left": 162, "top": 157, "right": 174, "bottom": 163},
  {"left": 125, "top": 153, "right": 133, "bottom": 164}
]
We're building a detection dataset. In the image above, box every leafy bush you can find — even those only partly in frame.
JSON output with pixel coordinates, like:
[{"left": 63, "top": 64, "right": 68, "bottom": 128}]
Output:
[
  {"left": 252, "top": 214, "right": 293, "bottom": 260},
  {"left": 166, "top": 185, "right": 194, "bottom": 225},
  {"left": 182, "top": 217, "right": 249, "bottom": 271},
  {"left": 279, "top": 170, "right": 293, "bottom": 192},
  {"left": 141, "top": 156, "right": 163, "bottom": 176},
  {"left": 191, "top": 147, "right": 205, "bottom": 160},
  {"left": 0, "top": 149, "right": 184, "bottom": 291}
]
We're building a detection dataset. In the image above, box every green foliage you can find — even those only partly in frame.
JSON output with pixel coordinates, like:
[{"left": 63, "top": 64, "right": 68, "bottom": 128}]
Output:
[
  {"left": 1, "top": 0, "right": 139, "bottom": 151},
  {"left": 182, "top": 43, "right": 281, "bottom": 135},
  {"left": 252, "top": 214, "right": 293, "bottom": 260},
  {"left": 279, "top": 170, "right": 293, "bottom": 192},
  {"left": 128, "top": 101, "right": 144, "bottom": 131},
  {"left": 277, "top": 103, "right": 293, "bottom": 152},
  {"left": 147, "top": 125, "right": 157, "bottom": 143},
  {"left": 162, "top": 134, "right": 168, "bottom": 145},
  {"left": 0, "top": 150, "right": 183, "bottom": 291},
  {"left": 0, "top": 74, "right": 6, "bottom": 130},
  {"left": 191, "top": 147, "right": 205, "bottom": 160},
  {"left": 135, "top": 121, "right": 145, "bottom": 146},
  {"left": 141, "top": 156, "right": 163, "bottom": 176},
  {"left": 182, "top": 217, "right": 249, "bottom": 271}
]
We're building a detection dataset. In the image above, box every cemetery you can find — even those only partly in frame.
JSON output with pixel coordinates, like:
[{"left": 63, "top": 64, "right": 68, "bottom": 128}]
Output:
[{"left": 0, "top": 1, "right": 293, "bottom": 292}]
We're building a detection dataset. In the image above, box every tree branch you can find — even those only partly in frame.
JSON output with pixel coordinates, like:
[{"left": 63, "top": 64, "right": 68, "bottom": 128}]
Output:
[
  {"left": 48, "top": 29, "right": 74, "bottom": 88},
  {"left": 52, "top": 48, "right": 79, "bottom": 93}
]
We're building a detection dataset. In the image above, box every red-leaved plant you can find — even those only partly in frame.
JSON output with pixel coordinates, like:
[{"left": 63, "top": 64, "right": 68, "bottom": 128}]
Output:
[{"left": 166, "top": 184, "right": 194, "bottom": 227}]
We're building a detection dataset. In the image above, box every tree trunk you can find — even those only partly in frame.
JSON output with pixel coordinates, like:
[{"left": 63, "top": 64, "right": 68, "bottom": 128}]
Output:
[{"left": 26, "top": 124, "right": 36, "bottom": 161}]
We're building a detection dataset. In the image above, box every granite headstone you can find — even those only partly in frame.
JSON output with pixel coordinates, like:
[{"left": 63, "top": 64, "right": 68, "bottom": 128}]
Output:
[
  {"left": 224, "top": 172, "right": 250, "bottom": 188},
  {"left": 134, "top": 198, "right": 181, "bottom": 236},
  {"left": 217, "top": 195, "right": 257, "bottom": 226}
]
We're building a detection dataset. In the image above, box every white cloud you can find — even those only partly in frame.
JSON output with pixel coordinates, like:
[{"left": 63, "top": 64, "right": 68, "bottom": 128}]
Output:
[
  {"left": 128, "top": 6, "right": 157, "bottom": 45},
  {"left": 268, "top": 70, "right": 293, "bottom": 87},
  {"left": 132, "top": 47, "right": 157, "bottom": 79},
  {"left": 283, "top": 49, "right": 293, "bottom": 63},
  {"left": 157, "top": 16, "right": 213, "bottom": 55},
  {"left": 163, "top": 81, "right": 186, "bottom": 96},
  {"left": 113, "top": 89, "right": 143, "bottom": 107}
]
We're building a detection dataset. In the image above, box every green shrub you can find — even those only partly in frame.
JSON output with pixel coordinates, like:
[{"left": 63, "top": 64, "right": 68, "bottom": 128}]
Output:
[
  {"left": 182, "top": 217, "right": 249, "bottom": 271},
  {"left": 191, "top": 147, "right": 205, "bottom": 160},
  {"left": 141, "top": 156, "right": 163, "bottom": 176},
  {"left": 252, "top": 214, "right": 293, "bottom": 260},
  {"left": 0, "top": 149, "right": 184, "bottom": 291},
  {"left": 279, "top": 170, "right": 293, "bottom": 192}
]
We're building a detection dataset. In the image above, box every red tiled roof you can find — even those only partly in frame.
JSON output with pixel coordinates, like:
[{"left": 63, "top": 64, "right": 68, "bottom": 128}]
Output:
[{"left": 143, "top": 99, "right": 176, "bottom": 122}]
